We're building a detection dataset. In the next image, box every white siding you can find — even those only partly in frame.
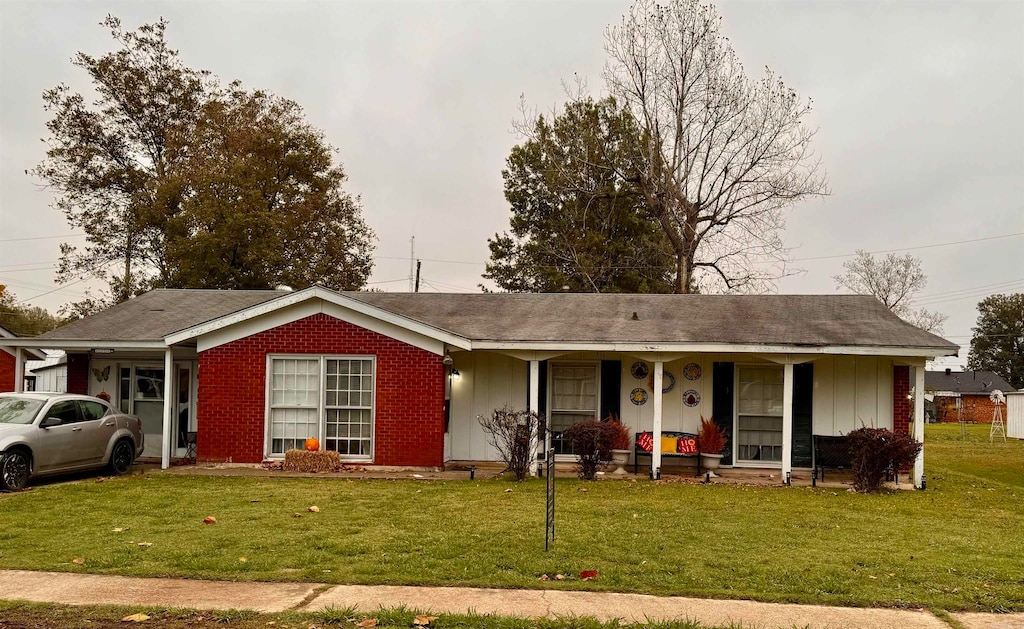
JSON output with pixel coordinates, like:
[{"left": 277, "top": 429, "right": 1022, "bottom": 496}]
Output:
[
  {"left": 1007, "top": 392, "right": 1024, "bottom": 439},
  {"left": 446, "top": 350, "right": 906, "bottom": 462}
]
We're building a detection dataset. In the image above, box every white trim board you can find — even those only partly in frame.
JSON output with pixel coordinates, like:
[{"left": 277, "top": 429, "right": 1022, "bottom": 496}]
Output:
[
  {"left": 470, "top": 341, "right": 954, "bottom": 358},
  {"left": 166, "top": 286, "right": 470, "bottom": 351},
  {"left": 193, "top": 298, "right": 448, "bottom": 356}
]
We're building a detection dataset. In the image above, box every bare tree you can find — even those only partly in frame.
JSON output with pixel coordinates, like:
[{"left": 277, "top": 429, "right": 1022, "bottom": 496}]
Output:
[
  {"left": 600, "top": 0, "right": 829, "bottom": 293},
  {"left": 833, "top": 250, "right": 947, "bottom": 333}
]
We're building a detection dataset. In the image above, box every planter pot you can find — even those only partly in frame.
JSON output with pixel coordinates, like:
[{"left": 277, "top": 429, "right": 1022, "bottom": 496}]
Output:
[
  {"left": 609, "top": 449, "right": 631, "bottom": 475},
  {"left": 700, "top": 453, "right": 723, "bottom": 471}
]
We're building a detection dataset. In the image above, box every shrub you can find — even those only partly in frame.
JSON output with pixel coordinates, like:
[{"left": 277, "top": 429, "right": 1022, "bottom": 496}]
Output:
[
  {"left": 604, "top": 413, "right": 632, "bottom": 451},
  {"left": 477, "top": 405, "right": 541, "bottom": 481},
  {"left": 564, "top": 418, "right": 605, "bottom": 480},
  {"left": 846, "top": 427, "right": 922, "bottom": 492},
  {"left": 698, "top": 416, "right": 727, "bottom": 455}
]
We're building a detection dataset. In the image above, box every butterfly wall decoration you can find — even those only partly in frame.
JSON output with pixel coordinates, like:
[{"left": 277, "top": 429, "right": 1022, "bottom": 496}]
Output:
[{"left": 92, "top": 365, "right": 110, "bottom": 382}]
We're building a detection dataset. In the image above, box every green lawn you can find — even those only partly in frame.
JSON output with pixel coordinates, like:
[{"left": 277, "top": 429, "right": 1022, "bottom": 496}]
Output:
[{"left": 0, "top": 425, "right": 1021, "bottom": 613}]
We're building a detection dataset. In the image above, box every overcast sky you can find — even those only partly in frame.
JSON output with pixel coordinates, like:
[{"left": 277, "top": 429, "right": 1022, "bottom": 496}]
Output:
[{"left": 1, "top": 0, "right": 1022, "bottom": 364}]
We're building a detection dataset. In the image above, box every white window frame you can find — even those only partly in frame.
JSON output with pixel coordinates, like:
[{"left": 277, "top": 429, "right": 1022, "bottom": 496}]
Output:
[
  {"left": 264, "top": 354, "right": 376, "bottom": 462},
  {"left": 733, "top": 363, "right": 785, "bottom": 467}
]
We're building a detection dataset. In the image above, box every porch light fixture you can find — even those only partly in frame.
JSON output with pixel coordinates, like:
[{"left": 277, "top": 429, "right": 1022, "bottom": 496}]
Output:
[
  {"left": 442, "top": 353, "right": 454, "bottom": 366},
  {"left": 450, "top": 368, "right": 461, "bottom": 382}
]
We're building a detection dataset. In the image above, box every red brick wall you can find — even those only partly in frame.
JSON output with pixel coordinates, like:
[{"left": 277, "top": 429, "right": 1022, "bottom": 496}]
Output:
[
  {"left": 936, "top": 394, "right": 1000, "bottom": 423},
  {"left": 197, "top": 313, "right": 445, "bottom": 466},
  {"left": 66, "top": 354, "right": 90, "bottom": 395},
  {"left": 0, "top": 351, "right": 14, "bottom": 392},
  {"left": 893, "top": 365, "right": 910, "bottom": 435}
]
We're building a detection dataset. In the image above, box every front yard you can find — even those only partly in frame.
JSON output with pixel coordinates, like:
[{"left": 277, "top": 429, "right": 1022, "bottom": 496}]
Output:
[{"left": 0, "top": 425, "right": 1021, "bottom": 613}]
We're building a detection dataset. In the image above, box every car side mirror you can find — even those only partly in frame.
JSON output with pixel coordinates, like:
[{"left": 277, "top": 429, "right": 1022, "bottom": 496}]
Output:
[{"left": 40, "top": 417, "right": 62, "bottom": 429}]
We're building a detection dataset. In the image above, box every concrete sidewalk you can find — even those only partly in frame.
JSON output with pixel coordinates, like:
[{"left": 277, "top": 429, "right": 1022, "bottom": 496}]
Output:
[{"left": 0, "top": 570, "right": 1021, "bottom": 629}]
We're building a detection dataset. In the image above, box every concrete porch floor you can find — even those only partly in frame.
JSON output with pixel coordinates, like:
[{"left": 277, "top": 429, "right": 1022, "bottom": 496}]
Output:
[{"left": 157, "top": 459, "right": 892, "bottom": 489}]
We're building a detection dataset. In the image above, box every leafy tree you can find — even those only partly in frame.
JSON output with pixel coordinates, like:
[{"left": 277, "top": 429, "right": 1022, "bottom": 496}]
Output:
[
  {"left": 833, "top": 250, "right": 947, "bottom": 333},
  {"left": 967, "top": 293, "right": 1024, "bottom": 390},
  {"left": 486, "top": 97, "right": 675, "bottom": 293},
  {"left": 575, "top": 0, "right": 827, "bottom": 293},
  {"left": 0, "top": 286, "right": 64, "bottom": 336},
  {"left": 30, "top": 16, "right": 374, "bottom": 312}
]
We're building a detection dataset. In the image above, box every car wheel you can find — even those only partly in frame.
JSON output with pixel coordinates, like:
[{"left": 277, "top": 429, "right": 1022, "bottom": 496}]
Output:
[
  {"left": 0, "top": 450, "right": 31, "bottom": 492},
  {"left": 109, "top": 439, "right": 135, "bottom": 475}
]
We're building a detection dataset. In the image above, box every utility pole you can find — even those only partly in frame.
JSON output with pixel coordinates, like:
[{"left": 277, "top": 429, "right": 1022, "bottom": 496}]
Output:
[
  {"left": 408, "top": 236, "right": 415, "bottom": 291},
  {"left": 415, "top": 260, "right": 422, "bottom": 293}
]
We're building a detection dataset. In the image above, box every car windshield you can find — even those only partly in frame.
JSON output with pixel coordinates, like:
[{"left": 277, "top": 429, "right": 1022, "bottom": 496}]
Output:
[{"left": 0, "top": 397, "right": 45, "bottom": 425}]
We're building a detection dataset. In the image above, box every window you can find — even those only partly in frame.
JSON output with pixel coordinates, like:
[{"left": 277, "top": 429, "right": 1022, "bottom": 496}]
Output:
[
  {"left": 269, "top": 358, "right": 321, "bottom": 455},
  {"left": 324, "top": 359, "right": 373, "bottom": 456},
  {"left": 737, "top": 366, "right": 784, "bottom": 462},
  {"left": 79, "top": 400, "right": 108, "bottom": 421},
  {"left": 549, "top": 363, "right": 599, "bottom": 454},
  {"left": 46, "top": 400, "right": 81, "bottom": 425},
  {"left": 118, "top": 367, "right": 131, "bottom": 413},
  {"left": 268, "top": 356, "right": 375, "bottom": 459}
]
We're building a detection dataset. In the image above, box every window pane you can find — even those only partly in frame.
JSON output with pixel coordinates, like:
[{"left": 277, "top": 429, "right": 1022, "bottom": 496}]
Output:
[
  {"left": 550, "top": 365, "right": 597, "bottom": 412},
  {"left": 135, "top": 368, "right": 164, "bottom": 400},
  {"left": 47, "top": 400, "right": 80, "bottom": 425},
  {"left": 79, "top": 401, "right": 107, "bottom": 421}
]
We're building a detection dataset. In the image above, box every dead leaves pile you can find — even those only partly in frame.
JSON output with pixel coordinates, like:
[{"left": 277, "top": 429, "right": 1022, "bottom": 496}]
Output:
[
  {"left": 538, "top": 570, "right": 598, "bottom": 582},
  {"left": 121, "top": 612, "right": 150, "bottom": 622}
]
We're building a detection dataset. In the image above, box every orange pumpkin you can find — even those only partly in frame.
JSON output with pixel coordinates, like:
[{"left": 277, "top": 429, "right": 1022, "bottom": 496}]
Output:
[{"left": 304, "top": 438, "right": 320, "bottom": 452}]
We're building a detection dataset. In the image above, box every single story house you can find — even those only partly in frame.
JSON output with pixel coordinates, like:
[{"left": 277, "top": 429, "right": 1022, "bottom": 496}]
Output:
[
  {"left": 1, "top": 288, "right": 957, "bottom": 487},
  {"left": 925, "top": 369, "right": 1016, "bottom": 424},
  {"left": 24, "top": 352, "right": 69, "bottom": 393},
  {"left": 0, "top": 325, "right": 43, "bottom": 392}
]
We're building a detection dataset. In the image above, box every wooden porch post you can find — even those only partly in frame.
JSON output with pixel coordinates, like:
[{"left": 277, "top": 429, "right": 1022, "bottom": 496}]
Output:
[
  {"left": 161, "top": 347, "right": 174, "bottom": 470},
  {"left": 913, "top": 365, "right": 925, "bottom": 488},
  {"left": 528, "top": 359, "right": 540, "bottom": 477},
  {"left": 652, "top": 361, "right": 664, "bottom": 479},
  {"left": 13, "top": 347, "right": 24, "bottom": 393},
  {"left": 782, "top": 362, "right": 794, "bottom": 483}
]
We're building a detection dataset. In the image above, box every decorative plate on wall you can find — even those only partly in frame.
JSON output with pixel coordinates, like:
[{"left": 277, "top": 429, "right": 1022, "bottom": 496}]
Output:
[
  {"left": 630, "top": 361, "right": 649, "bottom": 380},
  {"left": 682, "top": 389, "right": 701, "bottom": 407},
  {"left": 662, "top": 370, "right": 677, "bottom": 393},
  {"left": 630, "top": 388, "right": 649, "bottom": 405},
  {"left": 683, "top": 362, "right": 702, "bottom": 381}
]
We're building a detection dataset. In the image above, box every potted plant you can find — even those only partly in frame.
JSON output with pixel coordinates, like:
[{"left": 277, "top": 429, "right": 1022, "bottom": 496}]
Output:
[
  {"left": 698, "top": 416, "right": 727, "bottom": 471},
  {"left": 603, "top": 414, "right": 632, "bottom": 475}
]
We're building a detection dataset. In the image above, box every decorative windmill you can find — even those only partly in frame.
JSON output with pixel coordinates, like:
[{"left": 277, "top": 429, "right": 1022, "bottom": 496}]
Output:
[{"left": 990, "top": 389, "right": 1006, "bottom": 442}]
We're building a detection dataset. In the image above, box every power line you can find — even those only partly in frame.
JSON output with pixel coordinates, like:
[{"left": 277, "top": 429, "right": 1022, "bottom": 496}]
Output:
[
  {"left": 789, "top": 232, "right": 1024, "bottom": 262},
  {"left": 0, "top": 233, "right": 88, "bottom": 243}
]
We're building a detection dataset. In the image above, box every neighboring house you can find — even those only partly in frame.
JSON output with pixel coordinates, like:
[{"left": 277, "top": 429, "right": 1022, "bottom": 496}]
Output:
[
  {"left": 24, "top": 352, "right": 68, "bottom": 392},
  {"left": 925, "top": 369, "right": 1017, "bottom": 424},
  {"left": 0, "top": 324, "right": 43, "bottom": 392},
  {"left": 0, "top": 288, "right": 957, "bottom": 487}
]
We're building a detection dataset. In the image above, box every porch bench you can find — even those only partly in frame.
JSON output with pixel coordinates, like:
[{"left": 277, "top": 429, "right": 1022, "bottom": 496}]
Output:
[
  {"left": 634, "top": 431, "right": 701, "bottom": 476},
  {"left": 813, "top": 435, "right": 852, "bottom": 481}
]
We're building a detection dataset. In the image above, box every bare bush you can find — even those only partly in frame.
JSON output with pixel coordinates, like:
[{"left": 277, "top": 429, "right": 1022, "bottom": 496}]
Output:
[
  {"left": 477, "top": 406, "right": 541, "bottom": 481},
  {"left": 846, "top": 427, "right": 922, "bottom": 492}
]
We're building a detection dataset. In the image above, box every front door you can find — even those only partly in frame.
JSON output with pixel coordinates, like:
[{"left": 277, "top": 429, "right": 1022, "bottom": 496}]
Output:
[
  {"left": 173, "top": 363, "right": 195, "bottom": 455},
  {"left": 132, "top": 365, "right": 165, "bottom": 458}
]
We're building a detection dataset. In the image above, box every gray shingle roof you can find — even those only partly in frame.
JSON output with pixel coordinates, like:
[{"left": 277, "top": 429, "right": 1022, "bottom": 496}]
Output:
[
  {"left": 345, "top": 293, "right": 957, "bottom": 351},
  {"left": 32, "top": 288, "right": 959, "bottom": 352},
  {"left": 36, "top": 289, "right": 285, "bottom": 341},
  {"left": 925, "top": 370, "right": 1016, "bottom": 393}
]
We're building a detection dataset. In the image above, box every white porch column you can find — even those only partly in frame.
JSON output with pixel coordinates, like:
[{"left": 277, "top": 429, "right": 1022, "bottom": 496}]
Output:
[
  {"left": 652, "top": 361, "right": 664, "bottom": 478},
  {"left": 782, "top": 362, "right": 794, "bottom": 483},
  {"left": 13, "top": 347, "right": 24, "bottom": 392},
  {"left": 528, "top": 359, "right": 540, "bottom": 477},
  {"left": 161, "top": 347, "right": 174, "bottom": 470},
  {"left": 913, "top": 365, "right": 925, "bottom": 488}
]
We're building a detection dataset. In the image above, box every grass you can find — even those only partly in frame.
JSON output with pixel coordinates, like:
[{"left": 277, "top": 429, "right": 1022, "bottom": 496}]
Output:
[
  {"left": 0, "top": 425, "right": 1021, "bottom": 613},
  {"left": 0, "top": 600, "right": 735, "bottom": 629}
]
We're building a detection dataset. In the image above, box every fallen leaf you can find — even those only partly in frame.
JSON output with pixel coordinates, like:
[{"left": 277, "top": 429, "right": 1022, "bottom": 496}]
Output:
[
  {"left": 868, "top": 575, "right": 877, "bottom": 579},
  {"left": 121, "top": 612, "right": 150, "bottom": 622},
  {"left": 579, "top": 569, "right": 598, "bottom": 581},
  {"left": 112, "top": 527, "right": 129, "bottom": 533},
  {"left": 72, "top": 558, "right": 85, "bottom": 565},
  {"left": 555, "top": 574, "right": 565, "bottom": 580},
  {"left": 577, "top": 488, "right": 588, "bottom": 493},
  {"left": 356, "top": 619, "right": 378, "bottom": 628},
  {"left": 307, "top": 506, "right": 320, "bottom": 513},
  {"left": 413, "top": 615, "right": 437, "bottom": 626},
  {"left": 203, "top": 516, "right": 217, "bottom": 525},
  {"left": 504, "top": 488, "right": 513, "bottom": 493},
  {"left": 539, "top": 574, "right": 549, "bottom": 581},
  {"left": 137, "top": 542, "right": 153, "bottom": 548},
  {"left": 292, "top": 513, "right": 303, "bottom": 518},
  {"left": 238, "top": 557, "right": 247, "bottom": 562}
]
